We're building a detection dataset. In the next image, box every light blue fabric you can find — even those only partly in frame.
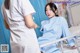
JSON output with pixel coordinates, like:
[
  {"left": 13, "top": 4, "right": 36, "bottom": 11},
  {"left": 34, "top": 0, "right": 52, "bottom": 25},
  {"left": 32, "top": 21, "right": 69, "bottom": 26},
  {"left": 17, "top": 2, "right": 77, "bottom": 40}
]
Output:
[{"left": 38, "top": 16, "right": 75, "bottom": 53}]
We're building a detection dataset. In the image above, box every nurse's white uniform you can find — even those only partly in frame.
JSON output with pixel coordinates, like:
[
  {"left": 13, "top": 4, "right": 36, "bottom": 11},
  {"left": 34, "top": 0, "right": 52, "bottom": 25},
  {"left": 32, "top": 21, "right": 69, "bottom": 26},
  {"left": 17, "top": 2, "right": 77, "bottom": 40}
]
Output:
[{"left": 2, "top": 0, "right": 40, "bottom": 53}]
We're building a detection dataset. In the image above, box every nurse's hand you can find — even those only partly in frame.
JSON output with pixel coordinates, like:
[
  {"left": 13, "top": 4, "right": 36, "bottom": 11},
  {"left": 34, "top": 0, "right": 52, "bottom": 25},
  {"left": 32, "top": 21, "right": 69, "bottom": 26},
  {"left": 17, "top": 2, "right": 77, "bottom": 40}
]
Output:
[
  {"left": 70, "top": 45, "right": 77, "bottom": 49},
  {"left": 34, "top": 23, "right": 39, "bottom": 29},
  {"left": 4, "top": 20, "right": 10, "bottom": 30}
]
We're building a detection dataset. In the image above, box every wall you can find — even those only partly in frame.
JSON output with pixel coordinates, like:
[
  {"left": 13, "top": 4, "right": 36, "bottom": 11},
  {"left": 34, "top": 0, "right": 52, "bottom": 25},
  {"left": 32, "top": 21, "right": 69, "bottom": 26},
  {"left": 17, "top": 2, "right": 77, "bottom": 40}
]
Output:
[
  {"left": 70, "top": 2, "right": 80, "bottom": 26},
  {"left": 30, "top": 0, "right": 47, "bottom": 37}
]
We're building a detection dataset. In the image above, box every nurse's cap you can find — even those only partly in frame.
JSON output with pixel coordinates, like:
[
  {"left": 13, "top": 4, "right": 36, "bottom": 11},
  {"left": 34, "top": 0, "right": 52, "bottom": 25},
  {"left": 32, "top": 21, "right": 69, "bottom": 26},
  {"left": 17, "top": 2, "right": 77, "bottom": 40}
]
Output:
[{"left": 54, "top": 3, "right": 58, "bottom": 8}]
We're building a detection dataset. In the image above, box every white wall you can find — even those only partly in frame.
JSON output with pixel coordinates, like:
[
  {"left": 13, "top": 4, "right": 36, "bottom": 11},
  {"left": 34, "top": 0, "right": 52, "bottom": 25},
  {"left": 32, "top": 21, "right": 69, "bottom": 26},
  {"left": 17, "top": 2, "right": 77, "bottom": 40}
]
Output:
[{"left": 70, "top": 4, "right": 80, "bottom": 26}]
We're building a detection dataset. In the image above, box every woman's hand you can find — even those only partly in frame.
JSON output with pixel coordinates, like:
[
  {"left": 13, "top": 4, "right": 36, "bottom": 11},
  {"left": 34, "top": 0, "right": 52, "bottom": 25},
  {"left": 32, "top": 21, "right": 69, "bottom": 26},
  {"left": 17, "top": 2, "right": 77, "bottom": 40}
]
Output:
[
  {"left": 4, "top": 20, "right": 10, "bottom": 30},
  {"left": 34, "top": 23, "right": 39, "bottom": 29}
]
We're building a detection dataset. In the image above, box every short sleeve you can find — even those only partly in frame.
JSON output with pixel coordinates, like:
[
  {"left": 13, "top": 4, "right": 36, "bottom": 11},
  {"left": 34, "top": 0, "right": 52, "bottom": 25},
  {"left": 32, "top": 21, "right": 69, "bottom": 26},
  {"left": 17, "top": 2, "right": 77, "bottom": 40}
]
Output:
[{"left": 21, "top": 0, "right": 35, "bottom": 16}]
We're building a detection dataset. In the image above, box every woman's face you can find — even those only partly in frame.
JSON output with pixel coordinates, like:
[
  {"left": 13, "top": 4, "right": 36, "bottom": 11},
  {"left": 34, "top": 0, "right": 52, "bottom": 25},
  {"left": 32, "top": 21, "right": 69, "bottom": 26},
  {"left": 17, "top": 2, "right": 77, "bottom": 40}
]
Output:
[{"left": 46, "top": 5, "right": 55, "bottom": 18}]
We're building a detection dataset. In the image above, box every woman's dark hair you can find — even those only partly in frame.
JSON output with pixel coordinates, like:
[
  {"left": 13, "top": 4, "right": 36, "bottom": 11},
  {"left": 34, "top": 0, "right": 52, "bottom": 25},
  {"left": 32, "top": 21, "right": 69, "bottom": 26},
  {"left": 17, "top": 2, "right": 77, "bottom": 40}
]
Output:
[
  {"left": 4, "top": 0, "right": 10, "bottom": 9},
  {"left": 45, "top": 2, "right": 59, "bottom": 16}
]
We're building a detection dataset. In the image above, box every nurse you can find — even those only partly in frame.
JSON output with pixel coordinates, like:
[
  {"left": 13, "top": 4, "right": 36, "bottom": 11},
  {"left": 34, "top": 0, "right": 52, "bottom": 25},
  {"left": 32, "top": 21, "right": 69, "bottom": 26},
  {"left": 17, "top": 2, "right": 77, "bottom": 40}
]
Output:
[
  {"left": 38, "top": 2, "right": 76, "bottom": 53},
  {"left": 2, "top": 0, "right": 41, "bottom": 53}
]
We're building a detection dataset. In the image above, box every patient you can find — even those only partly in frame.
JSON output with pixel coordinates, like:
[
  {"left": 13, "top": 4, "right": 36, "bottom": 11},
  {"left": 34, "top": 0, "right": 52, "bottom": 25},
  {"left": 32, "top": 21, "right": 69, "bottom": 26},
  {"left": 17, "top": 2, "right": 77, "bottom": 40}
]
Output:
[{"left": 38, "top": 2, "right": 76, "bottom": 53}]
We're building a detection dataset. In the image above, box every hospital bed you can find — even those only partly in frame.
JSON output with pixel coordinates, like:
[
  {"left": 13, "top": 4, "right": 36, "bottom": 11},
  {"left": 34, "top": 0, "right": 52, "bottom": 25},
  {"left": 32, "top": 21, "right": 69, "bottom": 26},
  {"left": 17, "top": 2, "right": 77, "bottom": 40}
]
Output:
[
  {"left": 40, "top": 25, "right": 80, "bottom": 53},
  {"left": 40, "top": 1, "right": 80, "bottom": 52}
]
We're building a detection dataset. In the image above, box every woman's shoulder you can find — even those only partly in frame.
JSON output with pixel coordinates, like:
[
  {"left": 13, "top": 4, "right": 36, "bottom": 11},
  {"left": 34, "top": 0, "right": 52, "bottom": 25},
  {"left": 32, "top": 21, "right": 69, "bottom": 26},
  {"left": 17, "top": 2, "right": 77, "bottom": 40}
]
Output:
[
  {"left": 58, "top": 16, "right": 67, "bottom": 22},
  {"left": 41, "top": 20, "right": 48, "bottom": 25}
]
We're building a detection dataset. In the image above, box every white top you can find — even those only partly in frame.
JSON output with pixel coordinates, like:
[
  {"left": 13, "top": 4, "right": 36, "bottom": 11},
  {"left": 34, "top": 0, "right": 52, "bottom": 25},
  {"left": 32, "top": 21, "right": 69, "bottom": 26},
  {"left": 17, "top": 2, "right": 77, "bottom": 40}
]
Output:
[
  {"left": 9, "top": 0, "right": 35, "bottom": 21},
  {"left": 2, "top": 0, "right": 40, "bottom": 53}
]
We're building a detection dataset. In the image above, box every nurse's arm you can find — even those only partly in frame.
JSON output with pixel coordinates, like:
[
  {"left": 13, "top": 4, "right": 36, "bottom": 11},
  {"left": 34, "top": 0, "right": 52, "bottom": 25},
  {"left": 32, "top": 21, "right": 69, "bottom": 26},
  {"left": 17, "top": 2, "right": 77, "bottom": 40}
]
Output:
[
  {"left": 4, "top": 20, "right": 10, "bottom": 30},
  {"left": 2, "top": 7, "right": 10, "bottom": 30},
  {"left": 24, "top": 14, "right": 38, "bottom": 29}
]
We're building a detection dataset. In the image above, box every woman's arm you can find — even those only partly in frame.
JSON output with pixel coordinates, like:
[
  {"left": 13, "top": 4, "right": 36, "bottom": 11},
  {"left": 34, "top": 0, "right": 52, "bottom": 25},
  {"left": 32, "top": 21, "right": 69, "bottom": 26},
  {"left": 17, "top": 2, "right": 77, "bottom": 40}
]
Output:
[
  {"left": 2, "top": 6, "right": 10, "bottom": 30},
  {"left": 61, "top": 17, "right": 75, "bottom": 46},
  {"left": 4, "top": 20, "right": 10, "bottom": 30},
  {"left": 24, "top": 14, "right": 38, "bottom": 29},
  {"left": 20, "top": 0, "right": 38, "bottom": 29}
]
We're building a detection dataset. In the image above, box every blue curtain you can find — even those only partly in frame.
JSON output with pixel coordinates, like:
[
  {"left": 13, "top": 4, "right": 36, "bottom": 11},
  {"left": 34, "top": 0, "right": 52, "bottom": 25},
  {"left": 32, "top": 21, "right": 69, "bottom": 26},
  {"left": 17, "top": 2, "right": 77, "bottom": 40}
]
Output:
[
  {"left": 30, "top": 0, "right": 48, "bottom": 38},
  {"left": 0, "top": 0, "right": 11, "bottom": 53}
]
